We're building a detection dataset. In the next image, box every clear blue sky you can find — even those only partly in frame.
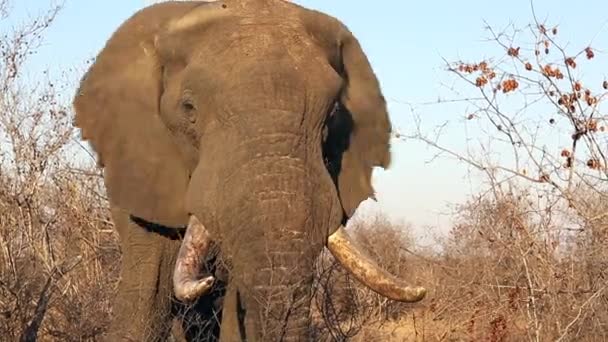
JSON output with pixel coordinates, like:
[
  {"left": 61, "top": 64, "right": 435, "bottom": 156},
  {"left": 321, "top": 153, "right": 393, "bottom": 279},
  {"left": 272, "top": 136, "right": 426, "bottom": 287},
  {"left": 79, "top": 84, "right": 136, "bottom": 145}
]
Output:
[{"left": 9, "top": 0, "right": 607, "bottom": 241}]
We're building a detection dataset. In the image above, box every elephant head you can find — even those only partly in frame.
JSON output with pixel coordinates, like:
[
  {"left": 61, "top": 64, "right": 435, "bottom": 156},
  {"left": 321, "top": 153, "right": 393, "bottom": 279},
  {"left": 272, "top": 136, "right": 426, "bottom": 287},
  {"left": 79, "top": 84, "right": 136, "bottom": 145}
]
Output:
[{"left": 73, "top": 0, "right": 425, "bottom": 340}]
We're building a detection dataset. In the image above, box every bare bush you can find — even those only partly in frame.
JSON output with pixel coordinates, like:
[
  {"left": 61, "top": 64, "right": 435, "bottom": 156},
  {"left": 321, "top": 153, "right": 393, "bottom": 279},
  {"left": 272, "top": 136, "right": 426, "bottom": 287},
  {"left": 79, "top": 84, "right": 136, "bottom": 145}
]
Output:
[
  {"left": 0, "top": 1, "right": 118, "bottom": 340},
  {"left": 400, "top": 7, "right": 608, "bottom": 342}
]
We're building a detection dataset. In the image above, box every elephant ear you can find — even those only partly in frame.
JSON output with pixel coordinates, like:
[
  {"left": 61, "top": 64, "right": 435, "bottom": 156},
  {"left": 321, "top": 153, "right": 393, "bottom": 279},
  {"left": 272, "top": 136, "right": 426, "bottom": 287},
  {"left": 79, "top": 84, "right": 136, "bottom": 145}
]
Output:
[
  {"left": 73, "top": 3, "right": 201, "bottom": 227},
  {"left": 302, "top": 10, "right": 392, "bottom": 218}
]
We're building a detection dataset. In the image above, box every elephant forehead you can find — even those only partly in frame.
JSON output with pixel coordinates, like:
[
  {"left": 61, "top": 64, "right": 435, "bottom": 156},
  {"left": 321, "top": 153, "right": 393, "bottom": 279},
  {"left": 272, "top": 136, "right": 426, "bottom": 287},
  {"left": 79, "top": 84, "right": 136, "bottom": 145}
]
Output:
[
  {"left": 165, "top": 0, "right": 301, "bottom": 39},
  {"left": 200, "top": 34, "right": 339, "bottom": 96},
  {"left": 191, "top": 19, "right": 315, "bottom": 60}
]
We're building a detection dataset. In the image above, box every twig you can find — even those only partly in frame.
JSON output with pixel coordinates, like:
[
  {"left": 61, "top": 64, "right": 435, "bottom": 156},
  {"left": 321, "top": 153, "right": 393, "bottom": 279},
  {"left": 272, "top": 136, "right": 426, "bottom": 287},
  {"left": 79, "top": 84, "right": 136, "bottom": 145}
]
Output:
[
  {"left": 19, "top": 255, "right": 82, "bottom": 342},
  {"left": 521, "top": 255, "right": 541, "bottom": 342},
  {"left": 555, "top": 284, "right": 607, "bottom": 342}
]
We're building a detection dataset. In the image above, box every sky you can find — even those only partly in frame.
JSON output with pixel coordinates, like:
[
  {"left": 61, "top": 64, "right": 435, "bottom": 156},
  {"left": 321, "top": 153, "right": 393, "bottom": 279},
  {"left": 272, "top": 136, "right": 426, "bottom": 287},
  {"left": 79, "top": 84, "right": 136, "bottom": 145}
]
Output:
[{"left": 7, "top": 0, "right": 607, "bottom": 242}]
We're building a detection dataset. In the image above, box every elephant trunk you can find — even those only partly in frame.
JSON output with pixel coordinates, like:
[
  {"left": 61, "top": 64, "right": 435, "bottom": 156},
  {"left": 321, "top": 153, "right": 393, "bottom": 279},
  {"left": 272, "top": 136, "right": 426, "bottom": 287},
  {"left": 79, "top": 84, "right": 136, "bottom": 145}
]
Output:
[
  {"left": 232, "top": 195, "right": 320, "bottom": 340},
  {"left": 242, "top": 243, "right": 315, "bottom": 341},
  {"left": 182, "top": 136, "right": 331, "bottom": 340}
]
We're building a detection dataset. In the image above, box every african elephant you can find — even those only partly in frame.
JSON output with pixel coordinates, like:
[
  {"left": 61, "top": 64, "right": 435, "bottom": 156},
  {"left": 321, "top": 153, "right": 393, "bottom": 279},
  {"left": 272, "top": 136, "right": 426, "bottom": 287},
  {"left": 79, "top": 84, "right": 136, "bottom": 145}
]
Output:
[{"left": 73, "top": 0, "right": 426, "bottom": 341}]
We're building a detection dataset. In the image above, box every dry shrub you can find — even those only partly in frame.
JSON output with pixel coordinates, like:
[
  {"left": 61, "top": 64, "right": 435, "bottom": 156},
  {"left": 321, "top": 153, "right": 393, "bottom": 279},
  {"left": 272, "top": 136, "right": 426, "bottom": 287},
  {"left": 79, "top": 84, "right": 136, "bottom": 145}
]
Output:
[
  {"left": 0, "top": 1, "right": 118, "bottom": 340},
  {"left": 402, "top": 9, "right": 608, "bottom": 341},
  {"left": 309, "top": 188, "right": 607, "bottom": 341},
  {"left": 413, "top": 186, "right": 608, "bottom": 342},
  {"left": 348, "top": 215, "right": 418, "bottom": 321}
]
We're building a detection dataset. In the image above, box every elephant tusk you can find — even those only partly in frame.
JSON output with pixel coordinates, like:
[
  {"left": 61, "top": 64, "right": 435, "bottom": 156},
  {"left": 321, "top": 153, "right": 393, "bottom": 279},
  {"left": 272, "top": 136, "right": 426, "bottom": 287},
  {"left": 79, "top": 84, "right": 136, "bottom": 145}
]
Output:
[
  {"left": 173, "top": 215, "right": 215, "bottom": 302},
  {"left": 326, "top": 226, "right": 427, "bottom": 303}
]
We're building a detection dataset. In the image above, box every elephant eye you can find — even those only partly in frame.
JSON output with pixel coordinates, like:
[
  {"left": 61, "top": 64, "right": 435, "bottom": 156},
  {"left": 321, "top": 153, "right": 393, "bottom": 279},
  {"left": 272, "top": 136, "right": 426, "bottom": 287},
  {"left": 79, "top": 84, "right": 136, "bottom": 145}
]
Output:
[
  {"left": 181, "top": 99, "right": 197, "bottom": 123},
  {"left": 182, "top": 100, "right": 195, "bottom": 112}
]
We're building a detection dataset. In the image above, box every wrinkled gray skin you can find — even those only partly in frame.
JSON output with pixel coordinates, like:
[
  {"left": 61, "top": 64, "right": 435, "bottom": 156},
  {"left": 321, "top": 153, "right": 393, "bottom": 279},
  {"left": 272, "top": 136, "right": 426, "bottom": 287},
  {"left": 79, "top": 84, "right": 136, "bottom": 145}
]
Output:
[{"left": 73, "top": 0, "right": 424, "bottom": 341}]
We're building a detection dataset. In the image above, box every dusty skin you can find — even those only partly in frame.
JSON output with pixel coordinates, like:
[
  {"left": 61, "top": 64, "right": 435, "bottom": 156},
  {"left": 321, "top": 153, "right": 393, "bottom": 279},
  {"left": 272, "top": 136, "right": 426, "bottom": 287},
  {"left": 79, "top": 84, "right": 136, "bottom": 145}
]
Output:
[{"left": 73, "top": 0, "right": 426, "bottom": 340}]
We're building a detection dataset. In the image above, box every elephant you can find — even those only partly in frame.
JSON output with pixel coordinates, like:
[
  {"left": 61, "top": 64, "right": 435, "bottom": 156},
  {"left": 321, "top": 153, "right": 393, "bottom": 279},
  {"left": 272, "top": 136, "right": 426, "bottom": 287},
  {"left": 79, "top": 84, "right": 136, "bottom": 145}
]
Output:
[{"left": 72, "top": 0, "right": 426, "bottom": 341}]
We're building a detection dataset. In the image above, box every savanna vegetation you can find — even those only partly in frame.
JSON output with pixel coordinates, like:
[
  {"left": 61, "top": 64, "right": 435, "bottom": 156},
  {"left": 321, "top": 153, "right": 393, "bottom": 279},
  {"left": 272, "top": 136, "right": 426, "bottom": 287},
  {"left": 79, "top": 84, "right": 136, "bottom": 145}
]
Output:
[{"left": 1, "top": 1, "right": 606, "bottom": 341}]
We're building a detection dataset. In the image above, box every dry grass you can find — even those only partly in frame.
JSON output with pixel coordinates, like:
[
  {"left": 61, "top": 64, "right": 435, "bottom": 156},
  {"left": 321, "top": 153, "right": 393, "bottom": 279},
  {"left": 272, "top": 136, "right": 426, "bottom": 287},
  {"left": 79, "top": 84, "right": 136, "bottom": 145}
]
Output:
[{"left": 1, "top": 1, "right": 607, "bottom": 341}]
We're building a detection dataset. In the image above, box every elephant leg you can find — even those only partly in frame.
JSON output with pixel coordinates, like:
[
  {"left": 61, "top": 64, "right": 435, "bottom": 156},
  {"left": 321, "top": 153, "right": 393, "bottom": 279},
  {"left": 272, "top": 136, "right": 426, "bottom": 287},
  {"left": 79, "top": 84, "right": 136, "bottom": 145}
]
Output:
[{"left": 104, "top": 205, "right": 182, "bottom": 342}]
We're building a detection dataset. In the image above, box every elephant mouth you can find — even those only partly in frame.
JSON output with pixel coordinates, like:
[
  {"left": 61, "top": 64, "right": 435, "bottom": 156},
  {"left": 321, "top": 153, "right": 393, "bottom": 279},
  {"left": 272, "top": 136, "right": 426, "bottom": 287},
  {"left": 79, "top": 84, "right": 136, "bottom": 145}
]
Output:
[{"left": 173, "top": 215, "right": 426, "bottom": 303}]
